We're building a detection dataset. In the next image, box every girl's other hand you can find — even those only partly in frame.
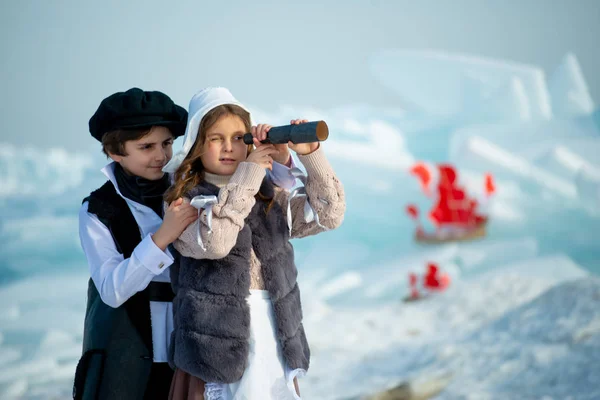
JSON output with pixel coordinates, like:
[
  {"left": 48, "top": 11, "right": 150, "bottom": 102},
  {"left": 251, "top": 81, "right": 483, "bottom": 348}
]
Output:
[{"left": 287, "top": 119, "right": 319, "bottom": 155}]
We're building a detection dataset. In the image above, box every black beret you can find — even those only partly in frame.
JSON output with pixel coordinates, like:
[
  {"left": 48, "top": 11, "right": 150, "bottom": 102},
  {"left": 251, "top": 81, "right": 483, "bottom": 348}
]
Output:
[{"left": 89, "top": 88, "right": 188, "bottom": 142}]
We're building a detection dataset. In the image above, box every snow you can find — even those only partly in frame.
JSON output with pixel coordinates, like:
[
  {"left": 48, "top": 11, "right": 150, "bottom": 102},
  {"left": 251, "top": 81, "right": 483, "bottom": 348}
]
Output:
[{"left": 548, "top": 53, "right": 596, "bottom": 117}]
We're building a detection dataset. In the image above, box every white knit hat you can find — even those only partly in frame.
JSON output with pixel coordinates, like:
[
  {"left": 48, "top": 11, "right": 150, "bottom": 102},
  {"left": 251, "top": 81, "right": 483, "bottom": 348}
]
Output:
[{"left": 162, "top": 87, "right": 250, "bottom": 173}]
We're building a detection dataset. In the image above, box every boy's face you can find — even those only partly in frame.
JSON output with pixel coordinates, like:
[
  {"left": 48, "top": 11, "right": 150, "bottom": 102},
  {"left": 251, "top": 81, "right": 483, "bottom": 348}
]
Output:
[
  {"left": 109, "top": 126, "right": 174, "bottom": 180},
  {"left": 200, "top": 114, "right": 248, "bottom": 176}
]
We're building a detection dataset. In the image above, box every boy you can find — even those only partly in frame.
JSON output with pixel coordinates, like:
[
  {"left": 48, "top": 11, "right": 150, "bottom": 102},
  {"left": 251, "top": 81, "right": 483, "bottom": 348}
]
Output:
[{"left": 74, "top": 88, "right": 195, "bottom": 400}]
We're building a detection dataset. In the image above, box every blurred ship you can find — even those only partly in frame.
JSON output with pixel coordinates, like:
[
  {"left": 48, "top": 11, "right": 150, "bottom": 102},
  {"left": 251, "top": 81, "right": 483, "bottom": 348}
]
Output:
[
  {"left": 403, "top": 262, "right": 451, "bottom": 302},
  {"left": 406, "top": 162, "right": 496, "bottom": 244}
]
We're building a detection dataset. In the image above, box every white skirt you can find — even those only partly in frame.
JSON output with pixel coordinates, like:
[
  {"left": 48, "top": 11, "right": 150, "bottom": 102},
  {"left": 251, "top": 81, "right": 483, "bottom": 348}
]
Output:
[{"left": 204, "top": 290, "right": 306, "bottom": 400}]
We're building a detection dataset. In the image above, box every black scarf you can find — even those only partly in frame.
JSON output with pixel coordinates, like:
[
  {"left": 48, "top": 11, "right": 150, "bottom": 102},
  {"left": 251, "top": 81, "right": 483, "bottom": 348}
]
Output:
[{"left": 113, "top": 163, "right": 170, "bottom": 218}]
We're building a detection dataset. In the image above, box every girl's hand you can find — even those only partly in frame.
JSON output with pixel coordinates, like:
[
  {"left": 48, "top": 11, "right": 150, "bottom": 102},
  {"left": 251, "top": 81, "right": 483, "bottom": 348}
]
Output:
[
  {"left": 287, "top": 119, "right": 319, "bottom": 155},
  {"left": 246, "top": 139, "right": 278, "bottom": 170},
  {"left": 252, "top": 123, "right": 291, "bottom": 166},
  {"left": 152, "top": 198, "right": 198, "bottom": 251}
]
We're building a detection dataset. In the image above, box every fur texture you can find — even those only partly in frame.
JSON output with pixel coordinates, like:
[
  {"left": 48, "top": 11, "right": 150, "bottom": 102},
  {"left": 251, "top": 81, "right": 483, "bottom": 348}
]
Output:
[{"left": 170, "top": 178, "right": 309, "bottom": 383}]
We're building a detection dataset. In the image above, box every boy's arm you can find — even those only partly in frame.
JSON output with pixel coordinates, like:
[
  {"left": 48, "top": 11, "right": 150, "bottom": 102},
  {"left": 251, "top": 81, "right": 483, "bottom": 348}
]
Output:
[
  {"left": 274, "top": 146, "right": 346, "bottom": 239},
  {"left": 172, "top": 162, "right": 265, "bottom": 259},
  {"left": 79, "top": 202, "right": 173, "bottom": 308}
]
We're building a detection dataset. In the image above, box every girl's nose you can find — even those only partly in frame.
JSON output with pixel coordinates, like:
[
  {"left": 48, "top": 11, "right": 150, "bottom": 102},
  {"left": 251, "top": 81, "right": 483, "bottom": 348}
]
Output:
[{"left": 223, "top": 139, "right": 233, "bottom": 152}]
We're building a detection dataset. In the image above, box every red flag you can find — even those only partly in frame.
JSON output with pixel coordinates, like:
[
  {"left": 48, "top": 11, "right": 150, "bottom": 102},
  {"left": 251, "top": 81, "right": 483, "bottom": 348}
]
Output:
[
  {"left": 406, "top": 204, "right": 419, "bottom": 220},
  {"left": 410, "top": 162, "right": 433, "bottom": 196},
  {"left": 484, "top": 173, "right": 496, "bottom": 196}
]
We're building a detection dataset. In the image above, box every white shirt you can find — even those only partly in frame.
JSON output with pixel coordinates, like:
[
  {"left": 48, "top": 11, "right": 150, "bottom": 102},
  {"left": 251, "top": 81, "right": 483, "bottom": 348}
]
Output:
[
  {"left": 79, "top": 163, "right": 175, "bottom": 362},
  {"left": 79, "top": 161, "right": 297, "bottom": 363}
]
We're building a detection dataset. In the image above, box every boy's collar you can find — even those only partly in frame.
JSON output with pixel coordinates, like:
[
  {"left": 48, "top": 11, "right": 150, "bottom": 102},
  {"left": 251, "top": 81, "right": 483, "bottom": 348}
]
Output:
[
  {"left": 101, "top": 161, "right": 173, "bottom": 212},
  {"left": 101, "top": 162, "right": 122, "bottom": 195},
  {"left": 100, "top": 162, "right": 147, "bottom": 211}
]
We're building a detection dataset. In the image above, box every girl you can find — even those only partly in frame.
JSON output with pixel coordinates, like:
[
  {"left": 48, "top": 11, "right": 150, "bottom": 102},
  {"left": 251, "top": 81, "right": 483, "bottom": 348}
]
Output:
[{"left": 163, "top": 87, "right": 346, "bottom": 400}]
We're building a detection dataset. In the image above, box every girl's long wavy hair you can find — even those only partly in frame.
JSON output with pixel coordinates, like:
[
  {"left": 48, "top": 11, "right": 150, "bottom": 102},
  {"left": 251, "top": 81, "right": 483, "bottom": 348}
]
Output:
[{"left": 164, "top": 104, "right": 253, "bottom": 204}]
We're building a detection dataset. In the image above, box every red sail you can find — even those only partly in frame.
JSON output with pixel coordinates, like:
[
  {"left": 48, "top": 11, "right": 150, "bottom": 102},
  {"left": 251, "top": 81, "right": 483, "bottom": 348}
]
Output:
[
  {"left": 423, "top": 262, "right": 450, "bottom": 291},
  {"left": 429, "top": 164, "right": 484, "bottom": 227}
]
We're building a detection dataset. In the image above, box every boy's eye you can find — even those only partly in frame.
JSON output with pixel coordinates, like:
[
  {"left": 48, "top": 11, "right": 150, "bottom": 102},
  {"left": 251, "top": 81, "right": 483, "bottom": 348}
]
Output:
[
  {"left": 141, "top": 145, "right": 152, "bottom": 150},
  {"left": 163, "top": 141, "right": 173, "bottom": 147}
]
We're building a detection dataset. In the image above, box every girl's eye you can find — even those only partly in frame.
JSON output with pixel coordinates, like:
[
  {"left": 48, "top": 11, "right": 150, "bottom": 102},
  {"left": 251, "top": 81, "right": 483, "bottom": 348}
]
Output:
[
  {"left": 211, "top": 137, "right": 222, "bottom": 142},
  {"left": 234, "top": 136, "right": 243, "bottom": 141}
]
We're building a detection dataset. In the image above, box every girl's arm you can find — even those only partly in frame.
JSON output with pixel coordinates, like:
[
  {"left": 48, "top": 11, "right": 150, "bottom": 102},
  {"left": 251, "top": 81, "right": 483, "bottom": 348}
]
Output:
[
  {"left": 274, "top": 146, "right": 346, "bottom": 239},
  {"left": 172, "top": 162, "right": 265, "bottom": 259},
  {"left": 79, "top": 202, "right": 174, "bottom": 308}
]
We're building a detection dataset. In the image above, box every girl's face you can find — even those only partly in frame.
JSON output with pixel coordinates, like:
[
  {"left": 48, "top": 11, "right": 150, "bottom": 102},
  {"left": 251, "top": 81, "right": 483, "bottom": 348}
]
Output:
[
  {"left": 200, "top": 114, "right": 248, "bottom": 176},
  {"left": 109, "top": 126, "right": 174, "bottom": 180}
]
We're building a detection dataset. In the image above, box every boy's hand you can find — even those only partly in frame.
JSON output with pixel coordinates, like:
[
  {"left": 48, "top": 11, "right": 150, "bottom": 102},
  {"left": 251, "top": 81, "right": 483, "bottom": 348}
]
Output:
[
  {"left": 246, "top": 139, "right": 278, "bottom": 170},
  {"left": 152, "top": 198, "right": 198, "bottom": 251},
  {"left": 252, "top": 123, "right": 291, "bottom": 166},
  {"left": 287, "top": 119, "right": 319, "bottom": 155}
]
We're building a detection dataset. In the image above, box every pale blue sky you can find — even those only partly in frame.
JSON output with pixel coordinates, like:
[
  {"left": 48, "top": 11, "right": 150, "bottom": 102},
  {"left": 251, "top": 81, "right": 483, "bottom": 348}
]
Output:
[{"left": 1, "top": 0, "right": 599, "bottom": 151}]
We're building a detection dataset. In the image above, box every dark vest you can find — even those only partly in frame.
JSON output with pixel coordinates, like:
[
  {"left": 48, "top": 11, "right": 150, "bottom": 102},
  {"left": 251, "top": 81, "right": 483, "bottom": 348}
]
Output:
[
  {"left": 73, "top": 181, "right": 173, "bottom": 400},
  {"left": 170, "top": 179, "right": 310, "bottom": 384}
]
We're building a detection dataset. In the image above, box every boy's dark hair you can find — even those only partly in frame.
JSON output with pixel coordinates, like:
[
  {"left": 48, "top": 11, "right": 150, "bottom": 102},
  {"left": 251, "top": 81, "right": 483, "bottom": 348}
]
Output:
[{"left": 101, "top": 128, "right": 155, "bottom": 157}]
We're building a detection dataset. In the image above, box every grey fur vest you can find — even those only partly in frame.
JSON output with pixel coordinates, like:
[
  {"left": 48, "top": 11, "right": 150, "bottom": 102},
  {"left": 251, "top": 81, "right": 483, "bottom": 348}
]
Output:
[{"left": 169, "top": 178, "right": 310, "bottom": 384}]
